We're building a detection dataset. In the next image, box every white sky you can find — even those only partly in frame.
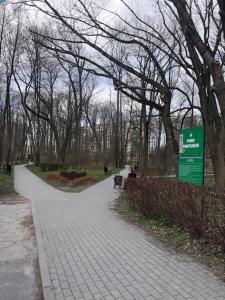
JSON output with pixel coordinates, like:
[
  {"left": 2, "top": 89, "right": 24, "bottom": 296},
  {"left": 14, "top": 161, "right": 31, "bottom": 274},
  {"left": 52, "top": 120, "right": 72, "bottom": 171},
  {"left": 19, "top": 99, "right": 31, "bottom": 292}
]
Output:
[
  {"left": 11, "top": 0, "right": 159, "bottom": 105},
  {"left": 90, "top": 0, "right": 157, "bottom": 103},
  {"left": 105, "top": 0, "right": 154, "bottom": 13}
]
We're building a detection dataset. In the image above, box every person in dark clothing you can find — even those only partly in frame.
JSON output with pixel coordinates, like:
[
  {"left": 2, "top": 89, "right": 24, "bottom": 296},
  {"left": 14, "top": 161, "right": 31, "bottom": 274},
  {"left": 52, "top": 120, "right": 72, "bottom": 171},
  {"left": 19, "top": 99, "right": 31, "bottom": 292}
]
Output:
[
  {"left": 128, "top": 166, "right": 136, "bottom": 178},
  {"left": 104, "top": 165, "right": 108, "bottom": 176}
]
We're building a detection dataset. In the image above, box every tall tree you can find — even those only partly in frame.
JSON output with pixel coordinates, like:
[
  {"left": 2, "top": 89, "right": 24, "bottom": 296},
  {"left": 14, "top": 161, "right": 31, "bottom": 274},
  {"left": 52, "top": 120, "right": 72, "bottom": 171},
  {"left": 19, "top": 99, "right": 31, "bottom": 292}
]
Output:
[{"left": 166, "top": 0, "right": 225, "bottom": 187}]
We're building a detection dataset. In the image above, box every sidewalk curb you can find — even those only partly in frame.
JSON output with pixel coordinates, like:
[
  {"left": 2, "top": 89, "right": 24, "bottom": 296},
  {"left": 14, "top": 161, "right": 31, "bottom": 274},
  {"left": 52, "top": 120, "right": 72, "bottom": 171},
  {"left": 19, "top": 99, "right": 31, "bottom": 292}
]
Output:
[{"left": 31, "top": 202, "right": 55, "bottom": 300}]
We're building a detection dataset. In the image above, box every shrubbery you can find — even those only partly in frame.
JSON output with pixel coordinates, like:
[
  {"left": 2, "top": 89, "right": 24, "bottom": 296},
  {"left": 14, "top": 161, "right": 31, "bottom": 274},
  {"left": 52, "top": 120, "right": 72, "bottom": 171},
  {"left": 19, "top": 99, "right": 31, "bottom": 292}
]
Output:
[
  {"left": 47, "top": 171, "right": 96, "bottom": 186},
  {"left": 40, "top": 161, "right": 69, "bottom": 172},
  {"left": 138, "top": 167, "right": 166, "bottom": 176},
  {"left": 46, "top": 173, "right": 69, "bottom": 184},
  {"left": 73, "top": 175, "right": 97, "bottom": 185},
  {"left": 59, "top": 176, "right": 70, "bottom": 184},
  {"left": 59, "top": 171, "right": 87, "bottom": 180},
  {"left": 124, "top": 178, "right": 225, "bottom": 251},
  {"left": 46, "top": 173, "right": 60, "bottom": 181}
]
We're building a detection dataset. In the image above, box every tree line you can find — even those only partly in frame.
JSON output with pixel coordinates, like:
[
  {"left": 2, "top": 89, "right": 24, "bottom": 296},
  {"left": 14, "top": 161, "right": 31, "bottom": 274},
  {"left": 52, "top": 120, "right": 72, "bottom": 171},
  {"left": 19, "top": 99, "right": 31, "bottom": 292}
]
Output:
[{"left": 0, "top": 0, "right": 225, "bottom": 187}]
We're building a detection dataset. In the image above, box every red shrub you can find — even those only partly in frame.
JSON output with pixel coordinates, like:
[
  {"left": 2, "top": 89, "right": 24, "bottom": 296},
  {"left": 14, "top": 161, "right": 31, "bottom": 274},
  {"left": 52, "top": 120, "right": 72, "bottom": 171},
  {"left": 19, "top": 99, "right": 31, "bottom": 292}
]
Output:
[
  {"left": 73, "top": 175, "right": 97, "bottom": 185},
  {"left": 59, "top": 176, "right": 70, "bottom": 184},
  {"left": 47, "top": 173, "right": 61, "bottom": 181},
  {"left": 60, "top": 171, "right": 87, "bottom": 180},
  {"left": 47, "top": 173, "right": 70, "bottom": 184},
  {"left": 124, "top": 177, "right": 225, "bottom": 251}
]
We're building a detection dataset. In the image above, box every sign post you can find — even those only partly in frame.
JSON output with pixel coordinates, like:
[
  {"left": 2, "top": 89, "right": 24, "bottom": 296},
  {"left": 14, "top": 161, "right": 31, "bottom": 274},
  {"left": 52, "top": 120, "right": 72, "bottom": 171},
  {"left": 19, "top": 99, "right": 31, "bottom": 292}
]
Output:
[{"left": 178, "top": 126, "right": 205, "bottom": 185}]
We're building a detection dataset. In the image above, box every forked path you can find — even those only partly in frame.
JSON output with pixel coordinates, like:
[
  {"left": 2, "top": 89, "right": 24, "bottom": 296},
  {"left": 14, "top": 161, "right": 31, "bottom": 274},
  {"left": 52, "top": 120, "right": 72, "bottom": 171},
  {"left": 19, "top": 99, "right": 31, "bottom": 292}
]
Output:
[{"left": 15, "top": 165, "right": 225, "bottom": 300}]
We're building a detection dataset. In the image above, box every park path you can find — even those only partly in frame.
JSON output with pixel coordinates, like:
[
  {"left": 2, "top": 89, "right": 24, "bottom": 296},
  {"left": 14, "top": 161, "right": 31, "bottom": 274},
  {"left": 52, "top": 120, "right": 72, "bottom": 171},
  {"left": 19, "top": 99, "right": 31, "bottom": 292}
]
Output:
[{"left": 15, "top": 165, "right": 225, "bottom": 300}]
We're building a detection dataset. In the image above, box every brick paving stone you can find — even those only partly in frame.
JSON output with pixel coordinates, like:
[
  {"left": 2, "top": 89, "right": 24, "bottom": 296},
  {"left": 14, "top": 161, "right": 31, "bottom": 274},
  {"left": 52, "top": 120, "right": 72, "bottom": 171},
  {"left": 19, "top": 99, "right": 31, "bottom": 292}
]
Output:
[
  {"left": 55, "top": 294, "right": 64, "bottom": 300},
  {"left": 173, "top": 295, "right": 186, "bottom": 300},
  {"left": 15, "top": 165, "right": 225, "bottom": 300},
  {"left": 104, "top": 296, "right": 115, "bottom": 300},
  {"left": 92, "top": 294, "right": 102, "bottom": 299}
]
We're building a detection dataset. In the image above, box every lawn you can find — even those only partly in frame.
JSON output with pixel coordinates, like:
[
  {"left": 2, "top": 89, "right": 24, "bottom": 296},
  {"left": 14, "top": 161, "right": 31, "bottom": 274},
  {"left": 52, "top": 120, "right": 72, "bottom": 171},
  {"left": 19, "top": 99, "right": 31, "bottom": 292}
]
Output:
[
  {"left": 0, "top": 167, "right": 15, "bottom": 194},
  {"left": 27, "top": 165, "right": 121, "bottom": 193}
]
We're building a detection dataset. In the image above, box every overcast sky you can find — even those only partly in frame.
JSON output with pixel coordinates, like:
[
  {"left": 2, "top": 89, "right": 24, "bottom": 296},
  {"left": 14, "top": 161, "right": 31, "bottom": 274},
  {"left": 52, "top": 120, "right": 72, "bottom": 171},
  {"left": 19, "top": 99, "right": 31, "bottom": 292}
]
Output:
[
  {"left": 21, "top": 0, "right": 158, "bottom": 104},
  {"left": 24, "top": 0, "right": 156, "bottom": 22},
  {"left": 92, "top": 0, "right": 157, "bottom": 103},
  {"left": 105, "top": 0, "right": 154, "bottom": 13}
]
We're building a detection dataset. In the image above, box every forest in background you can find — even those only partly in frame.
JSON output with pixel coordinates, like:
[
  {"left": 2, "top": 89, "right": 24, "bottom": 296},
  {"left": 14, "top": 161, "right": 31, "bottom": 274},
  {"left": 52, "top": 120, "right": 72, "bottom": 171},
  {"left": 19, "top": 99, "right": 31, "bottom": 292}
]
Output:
[{"left": 0, "top": 0, "right": 225, "bottom": 187}]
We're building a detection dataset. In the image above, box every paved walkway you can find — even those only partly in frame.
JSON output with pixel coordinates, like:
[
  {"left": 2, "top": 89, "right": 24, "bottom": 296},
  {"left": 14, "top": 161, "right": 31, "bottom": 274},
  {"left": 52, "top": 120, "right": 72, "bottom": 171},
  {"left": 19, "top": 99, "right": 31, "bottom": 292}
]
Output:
[
  {"left": 0, "top": 198, "right": 40, "bottom": 300},
  {"left": 15, "top": 165, "right": 225, "bottom": 300}
]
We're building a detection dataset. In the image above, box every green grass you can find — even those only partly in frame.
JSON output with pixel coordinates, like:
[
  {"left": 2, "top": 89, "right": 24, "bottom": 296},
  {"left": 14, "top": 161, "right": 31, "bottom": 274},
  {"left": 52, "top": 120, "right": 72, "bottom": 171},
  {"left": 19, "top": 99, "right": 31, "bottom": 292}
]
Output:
[
  {"left": 0, "top": 167, "right": 15, "bottom": 194},
  {"left": 27, "top": 165, "right": 47, "bottom": 181},
  {"left": 27, "top": 165, "right": 120, "bottom": 193},
  {"left": 115, "top": 195, "right": 189, "bottom": 244}
]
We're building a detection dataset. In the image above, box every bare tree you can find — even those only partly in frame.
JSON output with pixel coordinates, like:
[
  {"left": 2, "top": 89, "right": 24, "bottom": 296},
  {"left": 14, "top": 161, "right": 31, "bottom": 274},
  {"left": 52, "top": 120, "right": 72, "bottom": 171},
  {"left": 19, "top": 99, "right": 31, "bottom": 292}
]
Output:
[
  {"left": 24, "top": 0, "right": 186, "bottom": 171},
  {"left": 163, "top": 0, "right": 225, "bottom": 187}
]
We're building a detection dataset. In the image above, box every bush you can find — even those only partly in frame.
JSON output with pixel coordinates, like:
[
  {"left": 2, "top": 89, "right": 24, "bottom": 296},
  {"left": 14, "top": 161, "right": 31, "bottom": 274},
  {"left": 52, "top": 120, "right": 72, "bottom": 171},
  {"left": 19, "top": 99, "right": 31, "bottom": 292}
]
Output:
[
  {"left": 47, "top": 173, "right": 70, "bottom": 184},
  {"left": 40, "top": 161, "right": 68, "bottom": 172},
  {"left": 60, "top": 171, "right": 77, "bottom": 180},
  {"left": 47, "top": 173, "right": 61, "bottom": 180},
  {"left": 59, "top": 176, "right": 70, "bottom": 184},
  {"left": 124, "top": 178, "right": 225, "bottom": 251},
  {"left": 138, "top": 167, "right": 166, "bottom": 176},
  {"left": 73, "top": 175, "right": 97, "bottom": 185},
  {"left": 60, "top": 171, "right": 86, "bottom": 180}
]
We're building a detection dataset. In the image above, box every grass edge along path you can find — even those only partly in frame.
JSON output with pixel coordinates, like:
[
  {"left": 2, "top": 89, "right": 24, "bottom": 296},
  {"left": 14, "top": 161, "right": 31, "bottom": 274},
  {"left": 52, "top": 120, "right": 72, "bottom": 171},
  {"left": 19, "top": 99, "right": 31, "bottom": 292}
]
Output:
[
  {"left": 115, "top": 193, "right": 225, "bottom": 281},
  {"left": 27, "top": 165, "right": 121, "bottom": 193},
  {"left": 0, "top": 167, "right": 15, "bottom": 194}
]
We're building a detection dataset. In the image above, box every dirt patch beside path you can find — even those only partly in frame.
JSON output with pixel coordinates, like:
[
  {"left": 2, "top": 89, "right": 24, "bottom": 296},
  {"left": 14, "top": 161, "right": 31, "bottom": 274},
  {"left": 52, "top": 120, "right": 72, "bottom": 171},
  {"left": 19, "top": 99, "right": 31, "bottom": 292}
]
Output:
[{"left": 0, "top": 193, "right": 27, "bottom": 204}]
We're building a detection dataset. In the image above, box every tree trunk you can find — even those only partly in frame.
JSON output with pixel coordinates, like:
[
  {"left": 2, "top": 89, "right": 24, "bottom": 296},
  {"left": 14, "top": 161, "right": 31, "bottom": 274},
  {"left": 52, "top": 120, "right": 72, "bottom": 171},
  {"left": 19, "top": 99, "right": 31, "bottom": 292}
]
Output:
[
  {"left": 162, "top": 102, "right": 179, "bottom": 174},
  {"left": 5, "top": 79, "right": 12, "bottom": 164},
  {"left": 199, "top": 78, "right": 225, "bottom": 188},
  {"left": 205, "top": 119, "right": 225, "bottom": 188},
  {"left": 218, "top": 0, "right": 225, "bottom": 39},
  {"left": 0, "top": 105, "right": 6, "bottom": 164},
  {"left": 143, "top": 118, "right": 149, "bottom": 169}
]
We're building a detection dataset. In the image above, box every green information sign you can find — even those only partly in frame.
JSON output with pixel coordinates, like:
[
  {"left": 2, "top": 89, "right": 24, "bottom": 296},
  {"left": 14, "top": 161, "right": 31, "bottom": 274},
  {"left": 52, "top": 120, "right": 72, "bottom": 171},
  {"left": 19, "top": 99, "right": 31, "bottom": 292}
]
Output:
[{"left": 178, "top": 126, "right": 205, "bottom": 185}]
